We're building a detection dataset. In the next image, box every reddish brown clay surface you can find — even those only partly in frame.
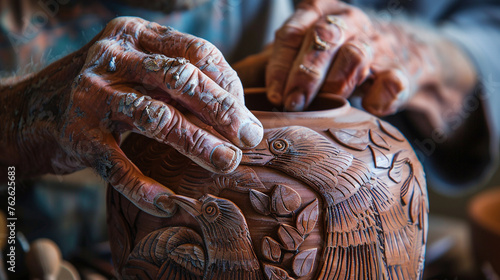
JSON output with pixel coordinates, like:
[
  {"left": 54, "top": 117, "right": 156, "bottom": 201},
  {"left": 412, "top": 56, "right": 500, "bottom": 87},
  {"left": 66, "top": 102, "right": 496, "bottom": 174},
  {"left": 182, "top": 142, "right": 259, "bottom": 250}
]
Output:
[
  {"left": 107, "top": 90, "right": 428, "bottom": 279},
  {"left": 469, "top": 187, "right": 500, "bottom": 277}
]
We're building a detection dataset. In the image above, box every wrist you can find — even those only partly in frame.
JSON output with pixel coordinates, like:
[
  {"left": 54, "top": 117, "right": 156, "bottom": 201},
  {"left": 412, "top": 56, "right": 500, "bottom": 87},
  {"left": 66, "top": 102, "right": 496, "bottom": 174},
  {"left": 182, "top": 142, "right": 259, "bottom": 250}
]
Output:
[{"left": 0, "top": 47, "right": 89, "bottom": 177}]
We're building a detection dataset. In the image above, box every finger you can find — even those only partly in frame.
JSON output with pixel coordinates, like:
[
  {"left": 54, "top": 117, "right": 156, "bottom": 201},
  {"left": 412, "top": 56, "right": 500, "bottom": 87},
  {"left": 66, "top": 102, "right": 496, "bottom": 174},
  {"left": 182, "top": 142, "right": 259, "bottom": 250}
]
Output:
[
  {"left": 265, "top": 7, "right": 323, "bottom": 105},
  {"left": 361, "top": 67, "right": 410, "bottom": 116},
  {"left": 89, "top": 44, "right": 263, "bottom": 149},
  {"left": 264, "top": 0, "right": 360, "bottom": 106},
  {"left": 137, "top": 21, "right": 244, "bottom": 102},
  {"left": 105, "top": 84, "right": 243, "bottom": 174},
  {"left": 89, "top": 134, "right": 177, "bottom": 218},
  {"left": 320, "top": 39, "right": 372, "bottom": 97},
  {"left": 281, "top": 15, "right": 350, "bottom": 111},
  {"left": 120, "top": 50, "right": 263, "bottom": 148}
]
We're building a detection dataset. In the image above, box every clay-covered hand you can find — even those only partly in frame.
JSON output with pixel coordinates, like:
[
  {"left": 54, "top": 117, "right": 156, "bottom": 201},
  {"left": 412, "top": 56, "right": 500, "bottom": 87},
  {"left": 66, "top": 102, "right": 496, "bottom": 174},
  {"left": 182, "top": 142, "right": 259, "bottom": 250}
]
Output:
[
  {"left": 0, "top": 17, "right": 263, "bottom": 217},
  {"left": 264, "top": 0, "right": 440, "bottom": 115}
]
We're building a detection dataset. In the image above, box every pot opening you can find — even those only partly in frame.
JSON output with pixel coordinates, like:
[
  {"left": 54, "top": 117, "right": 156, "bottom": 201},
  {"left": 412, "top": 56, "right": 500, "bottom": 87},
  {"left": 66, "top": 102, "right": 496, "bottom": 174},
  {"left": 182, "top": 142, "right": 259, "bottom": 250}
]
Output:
[{"left": 244, "top": 88, "right": 347, "bottom": 112}]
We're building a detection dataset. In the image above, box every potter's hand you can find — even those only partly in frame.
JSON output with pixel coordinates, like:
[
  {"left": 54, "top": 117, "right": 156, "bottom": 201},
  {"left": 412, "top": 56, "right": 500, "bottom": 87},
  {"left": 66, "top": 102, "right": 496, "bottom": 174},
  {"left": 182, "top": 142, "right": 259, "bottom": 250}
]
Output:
[
  {"left": 0, "top": 17, "right": 263, "bottom": 217},
  {"left": 263, "top": 0, "right": 446, "bottom": 115}
]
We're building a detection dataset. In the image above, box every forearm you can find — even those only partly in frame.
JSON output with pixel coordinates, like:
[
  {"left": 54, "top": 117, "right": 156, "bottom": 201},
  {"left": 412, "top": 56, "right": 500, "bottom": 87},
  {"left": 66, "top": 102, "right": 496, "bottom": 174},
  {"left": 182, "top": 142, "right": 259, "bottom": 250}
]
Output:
[{"left": 0, "top": 47, "right": 89, "bottom": 178}]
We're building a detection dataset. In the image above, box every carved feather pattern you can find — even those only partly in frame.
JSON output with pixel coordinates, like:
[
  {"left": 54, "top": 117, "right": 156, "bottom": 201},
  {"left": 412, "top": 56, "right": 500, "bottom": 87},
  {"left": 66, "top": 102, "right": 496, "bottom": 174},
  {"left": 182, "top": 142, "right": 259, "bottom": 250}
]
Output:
[
  {"left": 125, "top": 227, "right": 205, "bottom": 280},
  {"left": 114, "top": 124, "right": 427, "bottom": 280},
  {"left": 106, "top": 186, "right": 134, "bottom": 276},
  {"left": 172, "top": 195, "right": 264, "bottom": 280},
  {"left": 389, "top": 152, "right": 409, "bottom": 184},
  {"left": 241, "top": 126, "right": 427, "bottom": 280}
]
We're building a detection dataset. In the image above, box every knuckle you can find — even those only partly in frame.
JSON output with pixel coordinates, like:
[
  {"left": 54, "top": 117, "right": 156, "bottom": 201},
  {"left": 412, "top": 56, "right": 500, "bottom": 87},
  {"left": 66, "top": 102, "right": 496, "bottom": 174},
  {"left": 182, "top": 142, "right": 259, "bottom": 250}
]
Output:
[
  {"left": 315, "top": 19, "right": 344, "bottom": 45},
  {"left": 137, "top": 102, "right": 172, "bottom": 136},
  {"left": 185, "top": 38, "right": 219, "bottom": 62},
  {"left": 340, "top": 43, "right": 367, "bottom": 65},
  {"left": 385, "top": 68, "right": 406, "bottom": 83},
  {"left": 382, "top": 68, "right": 408, "bottom": 93},
  {"left": 213, "top": 93, "right": 236, "bottom": 125},
  {"left": 165, "top": 62, "right": 197, "bottom": 92},
  {"left": 184, "top": 127, "right": 209, "bottom": 157},
  {"left": 115, "top": 92, "right": 141, "bottom": 119},
  {"left": 275, "top": 25, "right": 305, "bottom": 47}
]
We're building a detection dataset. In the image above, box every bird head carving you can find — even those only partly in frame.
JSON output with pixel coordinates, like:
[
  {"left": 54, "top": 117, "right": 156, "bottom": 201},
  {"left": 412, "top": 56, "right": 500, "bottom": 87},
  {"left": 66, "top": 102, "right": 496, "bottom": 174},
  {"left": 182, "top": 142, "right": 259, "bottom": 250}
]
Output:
[
  {"left": 170, "top": 194, "right": 248, "bottom": 234},
  {"left": 241, "top": 126, "right": 312, "bottom": 166},
  {"left": 241, "top": 126, "right": 347, "bottom": 172}
]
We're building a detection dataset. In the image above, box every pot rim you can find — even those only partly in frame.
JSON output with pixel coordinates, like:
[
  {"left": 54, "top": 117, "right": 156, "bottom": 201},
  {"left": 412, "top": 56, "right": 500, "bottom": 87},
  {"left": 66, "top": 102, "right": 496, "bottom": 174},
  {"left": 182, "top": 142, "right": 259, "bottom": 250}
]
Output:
[{"left": 244, "top": 87, "right": 351, "bottom": 119}]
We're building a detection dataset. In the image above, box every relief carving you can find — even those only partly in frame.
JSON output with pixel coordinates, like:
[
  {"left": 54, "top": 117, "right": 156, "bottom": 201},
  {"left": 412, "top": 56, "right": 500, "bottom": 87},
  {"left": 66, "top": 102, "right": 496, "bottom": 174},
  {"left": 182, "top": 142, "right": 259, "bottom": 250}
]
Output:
[{"left": 108, "top": 98, "right": 428, "bottom": 280}]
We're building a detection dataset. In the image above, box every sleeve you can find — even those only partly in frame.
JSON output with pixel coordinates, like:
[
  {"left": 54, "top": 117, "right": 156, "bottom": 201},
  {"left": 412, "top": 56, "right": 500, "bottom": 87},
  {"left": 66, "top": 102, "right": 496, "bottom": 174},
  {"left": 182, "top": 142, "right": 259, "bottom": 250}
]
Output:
[
  {"left": 0, "top": 2, "right": 20, "bottom": 74},
  {"left": 393, "top": 1, "right": 500, "bottom": 195}
]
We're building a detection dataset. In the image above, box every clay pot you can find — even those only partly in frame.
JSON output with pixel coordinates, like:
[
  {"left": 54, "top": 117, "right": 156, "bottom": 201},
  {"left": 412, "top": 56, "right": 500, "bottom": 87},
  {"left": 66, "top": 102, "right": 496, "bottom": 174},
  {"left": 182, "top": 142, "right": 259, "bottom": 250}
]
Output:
[
  {"left": 107, "top": 89, "right": 428, "bottom": 279},
  {"left": 469, "top": 187, "right": 500, "bottom": 278}
]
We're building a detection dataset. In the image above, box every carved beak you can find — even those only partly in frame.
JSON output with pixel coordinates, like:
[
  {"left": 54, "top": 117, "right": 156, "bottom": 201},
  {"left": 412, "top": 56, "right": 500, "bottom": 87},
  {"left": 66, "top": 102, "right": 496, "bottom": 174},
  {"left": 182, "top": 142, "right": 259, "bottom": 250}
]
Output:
[
  {"left": 170, "top": 195, "right": 202, "bottom": 216},
  {"left": 241, "top": 140, "right": 274, "bottom": 165}
]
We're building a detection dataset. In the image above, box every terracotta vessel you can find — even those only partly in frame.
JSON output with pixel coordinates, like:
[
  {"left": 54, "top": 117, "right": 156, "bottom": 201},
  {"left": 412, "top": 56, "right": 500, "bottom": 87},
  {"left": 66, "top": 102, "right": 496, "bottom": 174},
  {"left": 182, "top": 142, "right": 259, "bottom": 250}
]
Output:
[
  {"left": 107, "top": 89, "right": 428, "bottom": 279},
  {"left": 469, "top": 187, "right": 500, "bottom": 277}
]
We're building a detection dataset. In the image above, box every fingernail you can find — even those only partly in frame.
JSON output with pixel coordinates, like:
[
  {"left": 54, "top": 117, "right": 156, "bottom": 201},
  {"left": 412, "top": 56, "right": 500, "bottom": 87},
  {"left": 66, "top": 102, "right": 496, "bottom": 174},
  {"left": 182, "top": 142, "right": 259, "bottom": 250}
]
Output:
[
  {"left": 210, "top": 144, "right": 241, "bottom": 173},
  {"left": 239, "top": 122, "right": 264, "bottom": 148},
  {"left": 267, "top": 81, "right": 282, "bottom": 105},
  {"left": 285, "top": 90, "right": 305, "bottom": 111},
  {"left": 154, "top": 193, "right": 177, "bottom": 216}
]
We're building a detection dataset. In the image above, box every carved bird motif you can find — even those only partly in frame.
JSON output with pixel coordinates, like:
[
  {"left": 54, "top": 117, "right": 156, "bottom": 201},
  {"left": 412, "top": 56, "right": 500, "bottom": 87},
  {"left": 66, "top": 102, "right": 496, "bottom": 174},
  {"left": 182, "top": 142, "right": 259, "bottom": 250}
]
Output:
[
  {"left": 125, "top": 226, "right": 206, "bottom": 279},
  {"left": 171, "top": 194, "right": 264, "bottom": 280},
  {"left": 241, "top": 126, "right": 426, "bottom": 280}
]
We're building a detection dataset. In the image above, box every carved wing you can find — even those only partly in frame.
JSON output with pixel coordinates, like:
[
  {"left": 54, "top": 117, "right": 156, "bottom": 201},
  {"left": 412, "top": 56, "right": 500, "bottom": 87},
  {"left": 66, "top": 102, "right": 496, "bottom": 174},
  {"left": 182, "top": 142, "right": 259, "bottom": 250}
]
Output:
[
  {"left": 320, "top": 186, "right": 386, "bottom": 280},
  {"left": 124, "top": 227, "right": 205, "bottom": 280},
  {"left": 372, "top": 155, "right": 428, "bottom": 280}
]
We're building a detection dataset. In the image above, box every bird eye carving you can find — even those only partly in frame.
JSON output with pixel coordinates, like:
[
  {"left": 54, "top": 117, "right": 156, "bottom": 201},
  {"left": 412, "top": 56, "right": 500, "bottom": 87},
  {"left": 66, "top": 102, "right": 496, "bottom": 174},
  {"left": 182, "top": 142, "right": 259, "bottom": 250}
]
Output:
[
  {"left": 271, "top": 139, "right": 288, "bottom": 154},
  {"left": 203, "top": 201, "right": 220, "bottom": 221}
]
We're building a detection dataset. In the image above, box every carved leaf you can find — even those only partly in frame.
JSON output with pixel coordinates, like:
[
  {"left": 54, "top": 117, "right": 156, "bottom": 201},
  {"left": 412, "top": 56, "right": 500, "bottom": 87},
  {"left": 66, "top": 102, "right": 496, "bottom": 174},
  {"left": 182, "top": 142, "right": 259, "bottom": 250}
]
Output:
[
  {"left": 328, "top": 128, "right": 369, "bottom": 151},
  {"left": 250, "top": 189, "right": 271, "bottom": 215},
  {"left": 263, "top": 264, "right": 295, "bottom": 280},
  {"left": 369, "top": 145, "right": 391, "bottom": 169},
  {"left": 296, "top": 199, "right": 319, "bottom": 236},
  {"left": 292, "top": 248, "right": 318, "bottom": 277},
  {"left": 389, "top": 151, "right": 409, "bottom": 183},
  {"left": 271, "top": 185, "right": 301, "bottom": 215},
  {"left": 278, "top": 224, "right": 304, "bottom": 251},
  {"left": 378, "top": 120, "right": 405, "bottom": 142},
  {"left": 262, "top": 236, "right": 282, "bottom": 262},
  {"left": 369, "top": 129, "right": 390, "bottom": 150}
]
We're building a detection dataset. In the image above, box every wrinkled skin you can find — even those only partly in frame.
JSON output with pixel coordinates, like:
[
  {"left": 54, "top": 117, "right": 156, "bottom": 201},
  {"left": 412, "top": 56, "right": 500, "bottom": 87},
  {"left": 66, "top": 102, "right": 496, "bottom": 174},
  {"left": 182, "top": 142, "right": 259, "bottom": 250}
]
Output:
[
  {"left": 235, "top": 0, "right": 476, "bottom": 119},
  {"left": 0, "top": 17, "right": 263, "bottom": 217}
]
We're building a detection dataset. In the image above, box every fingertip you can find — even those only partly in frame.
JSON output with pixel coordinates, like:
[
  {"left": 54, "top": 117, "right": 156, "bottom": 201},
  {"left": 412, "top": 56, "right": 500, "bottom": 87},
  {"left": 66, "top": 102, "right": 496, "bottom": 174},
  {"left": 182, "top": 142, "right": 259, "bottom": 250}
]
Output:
[
  {"left": 154, "top": 193, "right": 178, "bottom": 217},
  {"left": 210, "top": 144, "right": 242, "bottom": 174},
  {"left": 267, "top": 81, "right": 283, "bottom": 106},
  {"left": 238, "top": 121, "right": 264, "bottom": 148},
  {"left": 363, "top": 68, "right": 410, "bottom": 116},
  {"left": 284, "top": 89, "right": 306, "bottom": 112}
]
